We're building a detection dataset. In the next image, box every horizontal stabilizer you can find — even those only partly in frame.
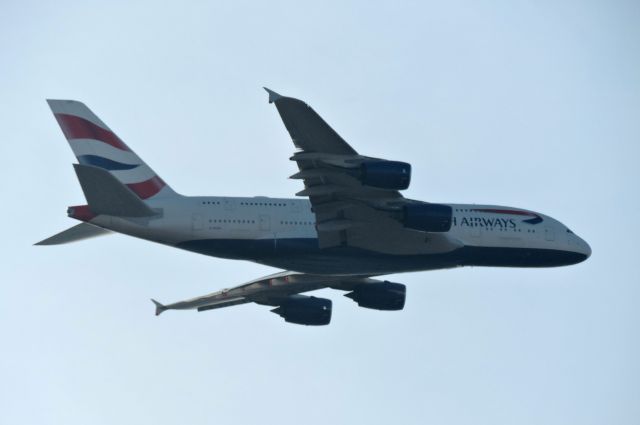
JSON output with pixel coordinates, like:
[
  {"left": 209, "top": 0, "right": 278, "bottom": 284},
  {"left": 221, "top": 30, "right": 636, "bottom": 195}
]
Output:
[
  {"left": 74, "top": 164, "right": 156, "bottom": 217},
  {"left": 35, "top": 222, "right": 111, "bottom": 245}
]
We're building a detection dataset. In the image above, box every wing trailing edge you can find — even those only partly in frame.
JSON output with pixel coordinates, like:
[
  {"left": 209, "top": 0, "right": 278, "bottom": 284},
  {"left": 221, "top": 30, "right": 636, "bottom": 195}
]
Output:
[{"left": 151, "top": 272, "right": 382, "bottom": 316}]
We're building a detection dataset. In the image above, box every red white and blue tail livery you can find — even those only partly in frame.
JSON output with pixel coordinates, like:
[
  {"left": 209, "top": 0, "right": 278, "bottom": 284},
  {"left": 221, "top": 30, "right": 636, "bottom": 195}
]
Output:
[
  {"left": 47, "top": 99, "right": 176, "bottom": 200},
  {"left": 38, "top": 90, "right": 591, "bottom": 326}
]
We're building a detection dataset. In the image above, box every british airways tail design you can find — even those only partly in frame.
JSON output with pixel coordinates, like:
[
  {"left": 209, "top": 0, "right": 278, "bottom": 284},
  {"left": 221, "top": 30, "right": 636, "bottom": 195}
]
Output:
[
  {"left": 38, "top": 90, "right": 591, "bottom": 326},
  {"left": 47, "top": 99, "right": 177, "bottom": 200}
]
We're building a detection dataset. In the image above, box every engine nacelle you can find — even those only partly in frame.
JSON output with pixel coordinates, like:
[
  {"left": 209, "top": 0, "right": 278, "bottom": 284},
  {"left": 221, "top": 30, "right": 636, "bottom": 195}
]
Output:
[
  {"left": 360, "top": 161, "right": 411, "bottom": 190},
  {"left": 345, "top": 281, "right": 406, "bottom": 311},
  {"left": 271, "top": 296, "right": 332, "bottom": 326},
  {"left": 403, "top": 203, "right": 452, "bottom": 232}
]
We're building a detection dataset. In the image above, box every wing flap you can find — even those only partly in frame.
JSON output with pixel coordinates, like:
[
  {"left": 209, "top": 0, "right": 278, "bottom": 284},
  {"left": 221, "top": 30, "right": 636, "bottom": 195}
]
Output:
[{"left": 197, "top": 298, "right": 250, "bottom": 312}]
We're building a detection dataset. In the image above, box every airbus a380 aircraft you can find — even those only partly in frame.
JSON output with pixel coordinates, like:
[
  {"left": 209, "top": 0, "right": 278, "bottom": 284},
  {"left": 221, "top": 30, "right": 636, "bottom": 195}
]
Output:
[{"left": 38, "top": 89, "right": 591, "bottom": 325}]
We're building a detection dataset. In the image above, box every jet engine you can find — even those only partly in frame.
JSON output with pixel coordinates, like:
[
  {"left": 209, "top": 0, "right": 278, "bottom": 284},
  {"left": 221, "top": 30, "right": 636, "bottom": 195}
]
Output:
[
  {"left": 360, "top": 160, "right": 411, "bottom": 190},
  {"left": 345, "top": 281, "right": 406, "bottom": 311},
  {"left": 271, "top": 295, "right": 332, "bottom": 325},
  {"left": 403, "top": 203, "right": 452, "bottom": 232}
]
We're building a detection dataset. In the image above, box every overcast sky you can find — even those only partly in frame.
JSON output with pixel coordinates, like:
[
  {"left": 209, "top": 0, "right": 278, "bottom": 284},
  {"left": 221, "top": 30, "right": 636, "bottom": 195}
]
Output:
[{"left": 1, "top": 1, "right": 638, "bottom": 424}]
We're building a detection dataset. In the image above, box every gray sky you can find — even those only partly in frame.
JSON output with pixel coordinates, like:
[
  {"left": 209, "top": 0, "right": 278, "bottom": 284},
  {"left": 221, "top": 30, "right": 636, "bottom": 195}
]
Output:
[{"left": 1, "top": 1, "right": 638, "bottom": 424}]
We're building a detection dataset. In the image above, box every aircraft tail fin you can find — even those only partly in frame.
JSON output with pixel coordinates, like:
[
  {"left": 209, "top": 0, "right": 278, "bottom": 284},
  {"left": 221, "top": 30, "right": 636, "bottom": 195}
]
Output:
[
  {"left": 35, "top": 222, "right": 111, "bottom": 245},
  {"left": 47, "top": 99, "right": 178, "bottom": 200}
]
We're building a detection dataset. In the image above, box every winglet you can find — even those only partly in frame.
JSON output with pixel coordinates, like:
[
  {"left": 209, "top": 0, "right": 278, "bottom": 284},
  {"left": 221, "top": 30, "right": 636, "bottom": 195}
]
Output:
[
  {"left": 151, "top": 299, "right": 168, "bottom": 316},
  {"left": 263, "top": 87, "right": 283, "bottom": 103}
]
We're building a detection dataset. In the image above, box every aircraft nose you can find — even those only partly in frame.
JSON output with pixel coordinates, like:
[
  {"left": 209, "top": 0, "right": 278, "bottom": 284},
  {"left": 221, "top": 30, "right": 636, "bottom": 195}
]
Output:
[
  {"left": 574, "top": 235, "right": 592, "bottom": 262},
  {"left": 582, "top": 239, "right": 592, "bottom": 259},
  {"left": 583, "top": 239, "right": 592, "bottom": 258}
]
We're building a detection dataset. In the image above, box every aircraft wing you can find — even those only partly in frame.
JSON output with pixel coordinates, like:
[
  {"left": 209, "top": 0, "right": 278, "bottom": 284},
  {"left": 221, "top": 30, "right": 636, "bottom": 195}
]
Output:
[
  {"left": 265, "top": 88, "right": 461, "bottom": 254},
  {"left": 151, "top": 271, "right": 380, "bottom": 315}
]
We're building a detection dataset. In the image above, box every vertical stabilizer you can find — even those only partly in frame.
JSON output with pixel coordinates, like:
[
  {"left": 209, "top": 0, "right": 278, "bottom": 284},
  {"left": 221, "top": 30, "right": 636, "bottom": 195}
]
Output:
[{"left": 47, "top": 99, "right": 178, "bottom": 200}]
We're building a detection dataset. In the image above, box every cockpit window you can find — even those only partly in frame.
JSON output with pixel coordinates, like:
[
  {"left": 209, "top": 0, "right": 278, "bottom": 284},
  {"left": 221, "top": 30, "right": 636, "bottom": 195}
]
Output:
[{"left": 566, "top": 228, "right": 574, "bottom": 234}]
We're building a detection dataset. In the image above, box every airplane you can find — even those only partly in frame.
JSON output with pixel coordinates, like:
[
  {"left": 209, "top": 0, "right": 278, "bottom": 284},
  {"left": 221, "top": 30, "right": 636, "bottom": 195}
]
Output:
[{"left": 37, "top": 88, "right": 592, "bottom": 325}]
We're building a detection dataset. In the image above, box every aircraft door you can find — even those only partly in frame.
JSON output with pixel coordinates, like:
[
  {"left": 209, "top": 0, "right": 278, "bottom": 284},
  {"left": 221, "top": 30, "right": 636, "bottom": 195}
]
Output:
[
  {"left": 290, "top": 201, "right": 301, "bottom": 213},
  {"left": 545, "top": 227, "right": 555, "bottom": 241},
  {"left": 224, "top": 199, "right": 235, "bottom": 211},
  {"left": 191, "top": 213, "right": 204, "bottom": 232},
  {"left": 259, "top": 215, "right": 271, "bottom": 231}
]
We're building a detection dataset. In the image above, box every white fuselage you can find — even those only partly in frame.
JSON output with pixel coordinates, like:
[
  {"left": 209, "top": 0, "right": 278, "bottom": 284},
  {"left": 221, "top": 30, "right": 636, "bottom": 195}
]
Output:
[{"left": 83, "top": 195, "right": 591, "bottom": 275}]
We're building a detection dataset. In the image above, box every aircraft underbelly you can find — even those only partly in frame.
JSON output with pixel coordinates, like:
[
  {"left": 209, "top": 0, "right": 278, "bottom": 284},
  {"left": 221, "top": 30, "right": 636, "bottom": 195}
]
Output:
[{"left": 175, "top": 237, "right": 585, "bottom": 275}]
